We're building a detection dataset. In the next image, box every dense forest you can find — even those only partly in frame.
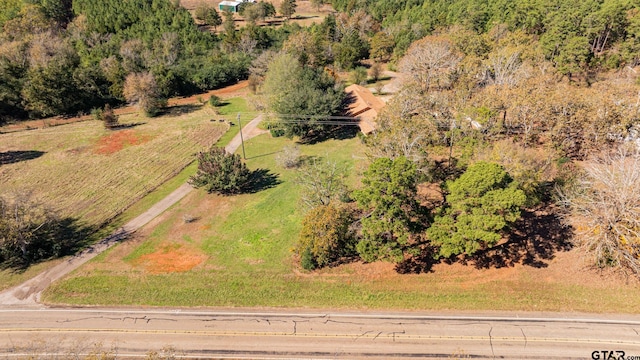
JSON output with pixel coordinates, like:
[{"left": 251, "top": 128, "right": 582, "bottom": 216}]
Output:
[
  {"left": 332, "top": 0, "right": 640, "bottom": 72},
  {"left": 0, "top": 0, "right": 295, "bottom": 122},
  {"left": 3, "top": 0, "right": 640, "bottom": 122}
]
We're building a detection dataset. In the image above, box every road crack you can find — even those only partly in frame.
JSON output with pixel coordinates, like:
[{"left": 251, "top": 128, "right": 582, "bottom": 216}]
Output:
[{"left": 489, "top": 326, "right": 495, "bottom": 358}]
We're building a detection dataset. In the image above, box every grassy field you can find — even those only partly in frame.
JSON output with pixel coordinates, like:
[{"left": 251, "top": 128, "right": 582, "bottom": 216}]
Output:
[
  {"left": 43, "top": 133, "right": 640, "bottom": 313},
  {"left": 0, "top": 99, "right": 252, "bottom": 291},
  {"left": 0, "top": 105, "right": 224, "bottom": 226}
]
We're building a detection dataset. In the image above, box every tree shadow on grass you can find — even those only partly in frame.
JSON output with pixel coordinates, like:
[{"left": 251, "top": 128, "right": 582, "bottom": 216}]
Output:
[
  {"left": 161, "top": 104, "right": 202, "bottom": 117},
  {"left": 244, "top": 168, "right": 282, "bottom": 193},
  {"left": 299, "top": 125, "right": 360, "bottom": 145},
  {"left": 0, "top": 150, "right": 45, "bottom": 165},
  {"left": 0, "top": 218, "right": 96, "bottom": 272},
  {"left": 106, "top": 122, "right": 146, "bottom": 130},
  {"left": 464, "top": 207, "right": 574, "bottom": 269}
]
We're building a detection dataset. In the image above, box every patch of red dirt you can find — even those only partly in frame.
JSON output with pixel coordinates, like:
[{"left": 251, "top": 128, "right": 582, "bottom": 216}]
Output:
[
  {"left": 94, "top": 130, "right": 152, "bottom": 155},
  {"left": 137, "top": 243, "right": 207, "bottom": 274}
]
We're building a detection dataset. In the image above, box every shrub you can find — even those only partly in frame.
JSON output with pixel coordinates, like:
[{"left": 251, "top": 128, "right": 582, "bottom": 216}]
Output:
[
  {"left": 0, "top": 193, "right": 89, "bottom": 268},
  {"left": 189, "top": 146, "right": 252, "bottom": 195},
  {"left": 350, "top": 66, "right": 368, "bottom": 85},
  {"left": 275, "top": 145, "right": 300, "bottom": 168},
  {"left": 270, "top": 128, "right": 285, "bottom": 137},
  {"left": 101, "top": 104, "right": 119, "bottom": 129},
  {"left": 208, "top": 95, "right": 221, "bottom": 107}
]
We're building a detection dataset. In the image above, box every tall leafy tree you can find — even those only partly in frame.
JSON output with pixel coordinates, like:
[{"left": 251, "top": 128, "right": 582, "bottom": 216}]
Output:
[
  {"left": 262, "top": 52, "right": 345, "bottom": 138},
  {"left": 353, "top": 157, "right": 426, "bottom": 263}
]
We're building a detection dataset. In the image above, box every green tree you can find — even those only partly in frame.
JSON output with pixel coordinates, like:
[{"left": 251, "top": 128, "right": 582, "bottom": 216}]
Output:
[
  {"left": 195, "top": 3, "right": 222, "bottom": 29},
  {"left": 222, "top": 9, "right": 237, "bottom": 44},
  {"left": 369, "top": 31, "right": 395, "bottom": 61},
  {"left": 21, "top": 55, "right": 81, "bottom": 117},
  {"left": 262, "top": 52, "right": 345, "bottom": 138},
  {"left": 240, "top": 2, "right": 264, "bottom": 25},
  {"left": 38, "top": 0, "right": 73, "bottom": 25},
  {"left": 260, "top": 1, "right": 276, "bottom": 19},
  {"left": 189, "top": 146, "right": 252, "bottom": 195},
  {"left": 279, "top": 0, "right": 296, "bottom": 19},
  {"left": 349, "top": 66, "right": 367, "bottom": 85},
  {"left": 296, "top": 203, "right": 356, "bottom": 269},
  {"left": 427, "top": 162, "right": 526, "bottom": 258},
  {"left": 334, "top": 31, "right": 369, "bottom": 70},
  {"left": 353, "top": 157, "right": 426, "bottom": 263}
]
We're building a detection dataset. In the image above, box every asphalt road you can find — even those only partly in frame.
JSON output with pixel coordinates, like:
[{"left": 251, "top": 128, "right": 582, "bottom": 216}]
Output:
[{"left": 1, "top": 308, "right": 639, "bottom": 359}]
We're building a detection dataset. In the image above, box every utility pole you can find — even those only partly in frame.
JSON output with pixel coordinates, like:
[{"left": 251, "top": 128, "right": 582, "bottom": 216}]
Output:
[{"left": 237, "top": 113, "right": 246, "bottom": 160}]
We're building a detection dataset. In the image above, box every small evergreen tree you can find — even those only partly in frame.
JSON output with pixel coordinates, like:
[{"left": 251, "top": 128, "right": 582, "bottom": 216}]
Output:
[
  {"left": 427, "top": 162, "right": 526, "bottom": 258},
  {"left": 279, "top": 0, "right": 296, "bottom": 19},
  {"left": 190, "top": 146, "right": 252, "bottom": 195},
  {"left": 102, "top": 104, "right": 119, "bottom": 129}
]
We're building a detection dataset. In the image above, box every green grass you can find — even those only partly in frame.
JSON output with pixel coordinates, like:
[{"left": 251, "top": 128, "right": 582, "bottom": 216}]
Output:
[
  {"left": 42, "top": 272, "right": 640, "bottom": 312},
  {"left": 212, "top": 98, "right": 257, "bottom": 147},
  {"left": 42, "top": 134, "right": 640, "bottom": 313}
]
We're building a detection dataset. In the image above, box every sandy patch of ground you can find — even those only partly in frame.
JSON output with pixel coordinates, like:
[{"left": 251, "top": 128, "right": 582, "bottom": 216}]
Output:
[{"left": 135, "top": 243, "right": 208, "bottom": 274}]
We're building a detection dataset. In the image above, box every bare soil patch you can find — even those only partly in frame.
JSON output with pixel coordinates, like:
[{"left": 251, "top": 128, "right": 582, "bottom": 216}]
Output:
[
  {"left": 93, "top": 130, "right": 152, "bottom": 155},
  {"left": 135, "top": 243, "right": 208, "bottom": 274}
]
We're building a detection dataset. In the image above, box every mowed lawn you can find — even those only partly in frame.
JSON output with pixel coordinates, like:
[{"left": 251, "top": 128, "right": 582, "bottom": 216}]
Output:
[{"left": 43, "top": 134, "right": 640, "bottom": 313}]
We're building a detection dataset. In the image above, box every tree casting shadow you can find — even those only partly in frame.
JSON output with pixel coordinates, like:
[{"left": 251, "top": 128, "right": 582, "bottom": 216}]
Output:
[
  {"left": 0, "top": 150, "right": 45, "bottom": 165},
  {"left": 0, "top": 218, "right": 96, "bottom": 272},
  {"left": 395, "top": 245, "right": 440, "bottom": 274},
  {"left": 161, "top": 104, "right": 202, "bottom": 117},
  {"left": 106, "top": 122, "right": 146, "bottom": 130},
  {"left": 465, "top": 207, "right": 574, "bottom": 269},
  {"left": 394, "top": 205, "right": 573, "bottom": 274}
]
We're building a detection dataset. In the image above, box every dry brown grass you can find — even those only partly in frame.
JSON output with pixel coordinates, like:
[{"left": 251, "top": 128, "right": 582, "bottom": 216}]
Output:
[{"left": 0, "top": 105, "right": 225, "bottom": 227}]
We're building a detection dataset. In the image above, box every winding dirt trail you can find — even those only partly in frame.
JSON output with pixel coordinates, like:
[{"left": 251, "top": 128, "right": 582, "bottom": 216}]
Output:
[{"left": 0, "top": 113, "right": 265, "bottom": 307}]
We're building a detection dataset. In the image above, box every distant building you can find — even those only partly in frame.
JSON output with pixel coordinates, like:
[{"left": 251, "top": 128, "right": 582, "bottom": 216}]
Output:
[
  {"left": 218, "top": 0, "right": 255, "bottom": 12},
  {"left": 345, "top": 84, "right": 385, "bottom": 134}
]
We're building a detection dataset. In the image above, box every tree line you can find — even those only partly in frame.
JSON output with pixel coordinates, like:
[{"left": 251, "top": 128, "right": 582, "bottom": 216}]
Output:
[{"left": 0, "top": 0, "right": 258, "bottom": 122}]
